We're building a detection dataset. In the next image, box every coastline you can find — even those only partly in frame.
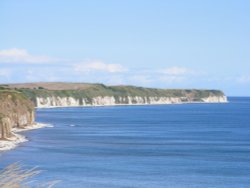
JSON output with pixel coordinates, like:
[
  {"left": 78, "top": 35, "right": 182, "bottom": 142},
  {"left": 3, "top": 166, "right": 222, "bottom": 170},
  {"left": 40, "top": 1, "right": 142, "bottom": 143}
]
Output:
[
  {"left": 35, "top": 100, "right": 229, "bottom": 109},
  {"left": 0, "top": 123, "right": 49, "bottom": 152},
  {"left": 0, "top": 98, "right": 228, "bottom": 151}
]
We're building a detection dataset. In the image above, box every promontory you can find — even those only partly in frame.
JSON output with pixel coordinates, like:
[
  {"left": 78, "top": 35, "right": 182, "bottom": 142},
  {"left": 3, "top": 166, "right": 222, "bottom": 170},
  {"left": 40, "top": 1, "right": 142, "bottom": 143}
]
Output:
[{"left": 0, "top": 82, "right": 227, "bottom": 145}]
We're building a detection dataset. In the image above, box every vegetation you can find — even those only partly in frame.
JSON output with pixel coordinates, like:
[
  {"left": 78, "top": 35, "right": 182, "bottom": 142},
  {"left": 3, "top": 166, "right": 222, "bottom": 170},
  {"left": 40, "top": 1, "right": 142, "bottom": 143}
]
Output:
[
  {"left": 0, "top": 90, "right": 34, "bottom": 112},
  {"left": 0, "top": 83, "right": 225, "bottom": 105},
  {"left": 6, "top": 84, "right": 224, "bottom": 103},
  {"left": 0, "top": 163, "right": 59, "bottom": 188}
]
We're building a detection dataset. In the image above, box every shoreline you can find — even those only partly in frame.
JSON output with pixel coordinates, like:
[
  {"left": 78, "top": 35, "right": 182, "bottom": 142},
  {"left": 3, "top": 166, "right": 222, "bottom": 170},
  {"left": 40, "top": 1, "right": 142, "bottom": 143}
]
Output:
[
  {"left": 0, "top": 100, "right": 228, "bottom": 151},
  {"left": 35, "top": 100, "right": 229, "bottom": 109},
  {"left": 0, "top": 123, "right": 50, "bottom": 152}
]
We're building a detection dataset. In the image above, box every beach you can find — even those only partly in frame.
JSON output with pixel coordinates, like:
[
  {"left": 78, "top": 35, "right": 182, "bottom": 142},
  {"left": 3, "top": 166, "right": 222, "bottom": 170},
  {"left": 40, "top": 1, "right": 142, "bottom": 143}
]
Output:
[{"left": 0, "top": 123, "right": 49, "bottom": 151}]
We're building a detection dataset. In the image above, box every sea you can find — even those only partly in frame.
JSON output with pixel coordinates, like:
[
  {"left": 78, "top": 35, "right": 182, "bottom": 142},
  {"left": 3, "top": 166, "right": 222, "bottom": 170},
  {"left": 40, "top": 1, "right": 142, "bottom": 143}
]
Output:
[{"left": 0, "top": 97, "right": 250, "bottom": 188}]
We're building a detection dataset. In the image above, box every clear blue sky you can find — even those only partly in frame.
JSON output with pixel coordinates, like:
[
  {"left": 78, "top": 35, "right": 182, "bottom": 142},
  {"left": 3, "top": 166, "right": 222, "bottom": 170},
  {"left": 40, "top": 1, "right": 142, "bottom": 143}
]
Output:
[{"left": 0, "top": 0, "right": 250, "bottom": 96}]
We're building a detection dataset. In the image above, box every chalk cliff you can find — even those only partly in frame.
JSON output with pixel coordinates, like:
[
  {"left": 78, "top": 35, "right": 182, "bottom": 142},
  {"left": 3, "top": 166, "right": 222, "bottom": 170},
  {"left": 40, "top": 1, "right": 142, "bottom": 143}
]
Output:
[
  {"left": 0, "top": 91, "right": 35, "bottom": 139},
  {"left": 35, "top": 95, "right": 227, "bottom": 108},
  {"left": 0, "top": 83, "right": 227, "bottom": 151},
  {"left": 0, "top": 83, "right": 228, "bottom": 137},
  {"left": 2, "top": 82, "right": 227, "bottom": 108}
]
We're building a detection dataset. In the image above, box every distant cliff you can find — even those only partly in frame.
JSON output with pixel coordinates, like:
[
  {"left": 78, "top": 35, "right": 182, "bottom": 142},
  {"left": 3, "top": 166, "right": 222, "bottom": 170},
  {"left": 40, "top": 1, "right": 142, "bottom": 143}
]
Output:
[
  {"left": 0, "top": 82, "right": 228, "bottom": 149},
  {"left": 2, "top": 82, "right": 228, "bottom": 108},
  {"left": 0, "top": 83, "right": 227, "bottom": 136},
  {"left": 0, "top": 90, "right": 35, "bottom": 139}
]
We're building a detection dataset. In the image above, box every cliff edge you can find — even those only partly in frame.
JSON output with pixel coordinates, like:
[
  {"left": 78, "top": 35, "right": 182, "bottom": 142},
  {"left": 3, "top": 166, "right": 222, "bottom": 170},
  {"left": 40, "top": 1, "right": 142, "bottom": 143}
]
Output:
[
  {"left": 0, "top": 83, "right": 227, "bottom": 150},
  {"left": 0, "top": 90, "right": 35, "bottom": 141},
  {"left": 3, "top": 82, "right": 228, "bottom": 108}
]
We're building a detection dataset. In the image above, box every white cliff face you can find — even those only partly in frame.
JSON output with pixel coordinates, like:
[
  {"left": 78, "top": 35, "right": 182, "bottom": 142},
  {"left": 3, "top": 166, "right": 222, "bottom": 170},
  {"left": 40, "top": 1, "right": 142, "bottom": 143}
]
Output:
[
  {"left": 36, "top": 97, "right": 80, "bottom": 108},
  {"left": 36, "top": 95, "right": 227, "bottom": 108},
  {"left": 91, "top": 96, "right": 116, "bottom": 106},
  {"left": 202, "top": 96, "right": 228, "bottom": 103},
  {"left": 147, "top": 97, "right": 182, "bottom": 104}
]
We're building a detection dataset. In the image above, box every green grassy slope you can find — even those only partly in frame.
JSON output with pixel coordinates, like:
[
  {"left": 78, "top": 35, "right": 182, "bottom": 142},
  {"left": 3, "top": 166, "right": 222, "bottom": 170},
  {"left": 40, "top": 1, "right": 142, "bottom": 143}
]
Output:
[{"left": 0, "top": 83, "right": 225, "bottom": 104}]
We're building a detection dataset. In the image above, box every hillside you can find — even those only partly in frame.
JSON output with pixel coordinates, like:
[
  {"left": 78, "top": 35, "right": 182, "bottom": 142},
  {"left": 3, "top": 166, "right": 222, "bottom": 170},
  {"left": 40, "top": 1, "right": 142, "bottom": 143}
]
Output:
[
  {"left": 3, "top": 82, "right": 95, "bottom": 90},
  {"left": 0, "top": 88, "right": 35, "bottom": 139},
  {"left": 1, "top": 83, "right": 227, "bottom": 108}
]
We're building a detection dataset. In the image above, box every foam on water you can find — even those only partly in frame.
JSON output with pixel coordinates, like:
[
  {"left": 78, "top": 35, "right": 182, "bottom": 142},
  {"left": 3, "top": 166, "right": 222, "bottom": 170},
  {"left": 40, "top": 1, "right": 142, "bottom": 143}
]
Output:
[{"left": 45, "top": 124, "right": 54, "bottom": 128}]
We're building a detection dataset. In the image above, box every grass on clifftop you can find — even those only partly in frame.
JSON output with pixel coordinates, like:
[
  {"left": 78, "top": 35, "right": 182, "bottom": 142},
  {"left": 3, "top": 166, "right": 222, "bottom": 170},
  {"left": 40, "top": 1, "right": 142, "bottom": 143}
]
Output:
[
  {"left": 1, "top": 83, "right": 225, "bottom": 105},
  {"left": 14, "top": 84, "right": 225, "bottom": 102}
]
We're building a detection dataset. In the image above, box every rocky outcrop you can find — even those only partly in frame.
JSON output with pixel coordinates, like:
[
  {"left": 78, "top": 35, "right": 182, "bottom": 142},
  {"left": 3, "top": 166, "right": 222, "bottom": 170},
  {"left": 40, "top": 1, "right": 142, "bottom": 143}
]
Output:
[
  {"left": 0, "top": 117, "right": 12, "bottom": 139},
  {"left": 201, "top": 96, "right": 228, "bottom": 103},
  {"left": 0, "top": 91, "right": 35, "bottom": 139},
  {"left": 36, "top": 95, "right": 228, "bottom": 108}
]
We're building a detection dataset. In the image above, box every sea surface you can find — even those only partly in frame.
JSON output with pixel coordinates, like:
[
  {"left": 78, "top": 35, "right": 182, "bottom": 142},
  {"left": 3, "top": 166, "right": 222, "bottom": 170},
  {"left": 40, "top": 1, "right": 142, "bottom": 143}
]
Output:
[{"left": 1, "top": 97, "right": 250, "bottom": 188}]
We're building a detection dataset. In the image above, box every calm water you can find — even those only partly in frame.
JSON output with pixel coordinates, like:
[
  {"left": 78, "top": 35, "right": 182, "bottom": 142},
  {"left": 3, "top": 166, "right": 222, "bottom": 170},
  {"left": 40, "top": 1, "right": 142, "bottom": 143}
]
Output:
[{"left": 1, "top": 97, "right": 250, "bottom": 188}]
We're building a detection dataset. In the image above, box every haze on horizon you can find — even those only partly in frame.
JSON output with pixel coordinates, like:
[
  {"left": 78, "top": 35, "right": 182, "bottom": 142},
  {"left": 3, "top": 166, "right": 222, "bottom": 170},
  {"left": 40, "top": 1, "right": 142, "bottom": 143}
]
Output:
[{"left": 0, "top": 0, "right": 250, "bottom": 96}]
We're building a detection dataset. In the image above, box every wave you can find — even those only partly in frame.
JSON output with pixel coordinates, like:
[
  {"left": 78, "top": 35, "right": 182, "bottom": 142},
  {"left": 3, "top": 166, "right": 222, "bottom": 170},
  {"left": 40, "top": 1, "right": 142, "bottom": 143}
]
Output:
[{"left": 45, "top": 124, "right": 54, "bottom": 128}]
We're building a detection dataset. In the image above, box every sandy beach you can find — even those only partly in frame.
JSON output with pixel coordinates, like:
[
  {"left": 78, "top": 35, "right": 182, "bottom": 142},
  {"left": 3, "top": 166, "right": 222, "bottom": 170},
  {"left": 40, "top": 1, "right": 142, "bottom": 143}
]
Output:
[{"left": 0, "top": 123, "right": 50, "bottom": 152}]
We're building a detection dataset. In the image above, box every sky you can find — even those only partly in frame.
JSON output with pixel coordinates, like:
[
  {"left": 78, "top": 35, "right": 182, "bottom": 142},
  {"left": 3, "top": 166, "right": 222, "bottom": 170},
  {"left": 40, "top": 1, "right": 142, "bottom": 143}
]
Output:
[{"left": 0, "top": 0, "right": 250, "bottom": 96}]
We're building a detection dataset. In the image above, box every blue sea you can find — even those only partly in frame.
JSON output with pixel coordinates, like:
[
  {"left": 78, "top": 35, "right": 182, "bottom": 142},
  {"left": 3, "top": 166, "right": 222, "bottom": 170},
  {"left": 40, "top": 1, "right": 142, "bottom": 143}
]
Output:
[{"left": 1, "top": 97, "right": 250, "bottom": 188}]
